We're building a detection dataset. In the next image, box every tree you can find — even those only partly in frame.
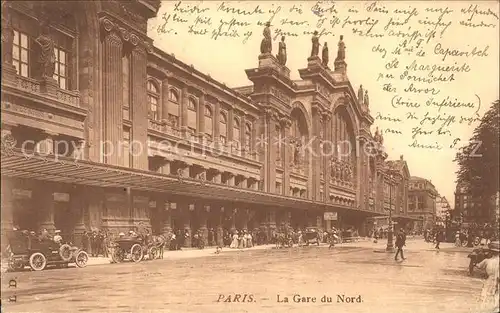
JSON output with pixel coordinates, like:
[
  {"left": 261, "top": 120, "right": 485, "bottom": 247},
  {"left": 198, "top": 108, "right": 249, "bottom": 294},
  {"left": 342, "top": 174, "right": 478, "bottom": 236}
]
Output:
[{"left": 455, "top": 100, "right": 499, "bottom": 223}]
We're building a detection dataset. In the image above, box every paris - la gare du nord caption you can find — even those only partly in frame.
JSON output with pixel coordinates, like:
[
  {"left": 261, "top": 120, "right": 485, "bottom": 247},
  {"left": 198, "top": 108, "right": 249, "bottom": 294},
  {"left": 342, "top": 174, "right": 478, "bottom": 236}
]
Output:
[{"left": 216, "top": 293, "right": 363, "bottom": 303}]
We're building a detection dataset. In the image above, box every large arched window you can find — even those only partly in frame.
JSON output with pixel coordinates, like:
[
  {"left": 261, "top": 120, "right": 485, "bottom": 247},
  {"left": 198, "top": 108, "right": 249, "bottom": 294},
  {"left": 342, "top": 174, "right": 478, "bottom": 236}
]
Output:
[
  {"left": 204, "top": 104, "right": 213, "bottom": 140},
  {"left": 333, "top": 106, "right": 357, "bottom": 184},
  {"left": 290, "top": 107, "right": 309, "bottom": 168},
  {"left": 167, "top": 88, "right": 180, "bottom": 127},
  {"left": 233, "top": 117, "right": 240, "bottom": 148},
  {"left": 147, "top": 80, "right": 159, "bottom": 120},
  {"left": 219, "top": 111, "right": 228, "bottom": 144},
  {"left": 334, "top": 107, "right": 356, "bottom": 163},
  {"left": 187, "top": 98, "right": 197, "bottom": 134},
  {"left": 245, "top": 123, "right": 252, "bottom": 151}
]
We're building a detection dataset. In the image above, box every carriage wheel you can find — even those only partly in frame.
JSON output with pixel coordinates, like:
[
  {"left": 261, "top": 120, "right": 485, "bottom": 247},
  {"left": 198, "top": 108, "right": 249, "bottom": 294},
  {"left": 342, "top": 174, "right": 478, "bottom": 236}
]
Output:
[
  {"left": 112, "top": 248, "right": 125, "bottom": 263},
  {"left": 130, "top": 244, "right": 143, "bottom": 263},
  {"left": 8, "top": 258, "right": 24, "bottom": 272},
  {"left": 148, "top": 247, "right": 158, "bottom": 260},
  {"left": 59, "top": 244, "right": 72, "bottom": 262},
  {"left": 29, "top": 252, "right": 47, "bottom": 271},
  {"left": 75, "top": 250, "right": 89, "bottom": 268}
]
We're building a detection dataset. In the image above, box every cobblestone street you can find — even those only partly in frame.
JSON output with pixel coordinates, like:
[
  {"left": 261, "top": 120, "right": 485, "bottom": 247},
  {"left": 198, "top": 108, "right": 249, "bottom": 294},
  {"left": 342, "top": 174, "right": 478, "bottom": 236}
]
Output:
[{"left": 1, "top": 240, "right": 485, "bottom": 313}]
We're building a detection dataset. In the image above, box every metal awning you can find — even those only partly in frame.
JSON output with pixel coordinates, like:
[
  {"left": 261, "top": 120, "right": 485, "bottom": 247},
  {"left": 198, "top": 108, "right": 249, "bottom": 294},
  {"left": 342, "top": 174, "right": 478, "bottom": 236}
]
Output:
[{"left": 0, "top": 149, "right": 326, "bottom": 210}]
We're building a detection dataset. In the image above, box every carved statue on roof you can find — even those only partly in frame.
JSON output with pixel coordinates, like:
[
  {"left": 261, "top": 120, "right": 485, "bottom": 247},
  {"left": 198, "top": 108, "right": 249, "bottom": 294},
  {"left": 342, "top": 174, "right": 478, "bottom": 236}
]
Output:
[
  {"left": 321, "top": 42, "right": 329, "bottom": 67},
  {"left": 276, "top": 36, "right": 287, "bottom": 65},
  {"left": 379, "top": 132, "right": 384, "bottom": 145},
  {"left": 374, "top": 127, "right": 381, "bottom": 143},
  {"left": 364, "top": 90, "right": 370, "bottom": 107},
  {"left": 357, "top": 85, "right": 364, "bottom": 105},
  {"left": 310, "top": 30, "right": 319, "bottom": 57},
  {"left": 336, "top": 35, "right": 346, "bottom": 61},
  {"left": 35, "top": 19, "right": 56, "bottom": 79},
  {"left": 260, "top": 22, "right": 272, "bottom": 54}
]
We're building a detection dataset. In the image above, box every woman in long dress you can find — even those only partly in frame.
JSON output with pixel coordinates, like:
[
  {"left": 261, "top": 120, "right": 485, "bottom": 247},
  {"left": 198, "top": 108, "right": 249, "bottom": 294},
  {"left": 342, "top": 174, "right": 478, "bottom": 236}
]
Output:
[
  {"left": 475, "top": 242, "right": 499, "bottom": 313},
  {"left": 230, "top": 231, "right": 239, "bottom": 249}
]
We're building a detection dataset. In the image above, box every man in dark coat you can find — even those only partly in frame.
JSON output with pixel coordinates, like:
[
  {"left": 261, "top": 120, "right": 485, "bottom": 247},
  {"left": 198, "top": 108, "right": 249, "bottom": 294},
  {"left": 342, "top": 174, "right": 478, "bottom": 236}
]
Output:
[
  {"left": 394, "top": 229, "right": 407, "bottom": 261},
  {"left": 435, "top": 231, "right": 444, "bottom": 249}
]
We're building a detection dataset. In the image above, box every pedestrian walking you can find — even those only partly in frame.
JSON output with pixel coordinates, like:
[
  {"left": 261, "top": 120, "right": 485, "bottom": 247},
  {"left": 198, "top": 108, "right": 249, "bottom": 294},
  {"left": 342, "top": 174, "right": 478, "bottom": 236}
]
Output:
[
  {"left": 435, "top": 231, "right": 443, "bottom": 249},
  {"left": 394, "top": 229, "right": 406, "bottom": 261},
  {"left": 475, "top": 242, "right": 499, "bottom": 313}
]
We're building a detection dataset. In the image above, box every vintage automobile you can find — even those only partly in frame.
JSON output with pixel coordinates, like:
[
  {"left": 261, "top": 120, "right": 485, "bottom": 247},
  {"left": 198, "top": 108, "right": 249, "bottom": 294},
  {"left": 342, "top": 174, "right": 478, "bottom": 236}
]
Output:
[
  {"left": 304, "top": 227, "right": 321, "bottom": 246},
  {"left": 5, "top": 230, "right": 88, "bottom": 271}
]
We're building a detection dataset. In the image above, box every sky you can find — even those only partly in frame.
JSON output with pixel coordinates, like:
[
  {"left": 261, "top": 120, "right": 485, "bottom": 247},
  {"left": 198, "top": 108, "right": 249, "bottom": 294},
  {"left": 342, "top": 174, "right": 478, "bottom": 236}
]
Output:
[{"left": 147, "top": 1, "right": 500, "bottom": 208}]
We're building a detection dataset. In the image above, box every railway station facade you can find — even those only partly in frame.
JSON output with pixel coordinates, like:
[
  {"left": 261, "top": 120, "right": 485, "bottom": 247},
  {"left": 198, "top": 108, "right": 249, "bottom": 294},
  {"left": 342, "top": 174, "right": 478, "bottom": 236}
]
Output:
[{"left": 0, "top": 1, "right": 416, "bottom": 248}]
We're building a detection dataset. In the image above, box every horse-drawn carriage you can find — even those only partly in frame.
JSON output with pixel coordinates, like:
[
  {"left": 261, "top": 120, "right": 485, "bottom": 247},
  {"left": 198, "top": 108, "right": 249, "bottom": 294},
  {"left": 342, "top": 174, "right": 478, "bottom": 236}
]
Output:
[
  {"left": 110, "top": 223, "right": 166, "bottom": 263},
  {"left": 5, "top": 230, "right": 88, "bottom": 271},
  {"left": 304, "top": 227, "right": 321, "bottom": 246}
]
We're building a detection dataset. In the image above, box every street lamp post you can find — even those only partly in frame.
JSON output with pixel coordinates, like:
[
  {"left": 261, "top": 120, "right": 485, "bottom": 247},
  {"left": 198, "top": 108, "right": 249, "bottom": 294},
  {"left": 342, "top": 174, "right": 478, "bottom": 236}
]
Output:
[{"left": 386, "top": 174, "right": 394, "bottom": 252}]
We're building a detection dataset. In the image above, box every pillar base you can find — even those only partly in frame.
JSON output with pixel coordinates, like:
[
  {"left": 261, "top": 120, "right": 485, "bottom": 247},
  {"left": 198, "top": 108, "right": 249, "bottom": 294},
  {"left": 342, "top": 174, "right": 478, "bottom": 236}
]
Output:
[
  {"left": 216, "top": 226, "right": 223, "bottom": 247},
  {"left": 2, "top": 64, "right": 17, "bottom": 86},
  {"left": 40, "top": 77, "right": 59, "bottom": 97}
]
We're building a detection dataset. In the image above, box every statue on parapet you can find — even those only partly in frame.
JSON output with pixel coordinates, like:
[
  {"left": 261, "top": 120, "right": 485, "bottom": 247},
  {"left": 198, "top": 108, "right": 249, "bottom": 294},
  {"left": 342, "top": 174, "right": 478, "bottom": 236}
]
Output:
[
  {"left": 260, "top": 21, "right": 272, "bottom": 54},
  {"left": 322, "top": 42, "right": 329, "bottom": 67},
  {"left": 374, "top": 127, "right": 381, "bottom": 143},
  {"left": 358, "top": 85, "right": 364, "bottom": 104},
  {"left": 276, "top": 36, "right": 287, "bottom": 65},
  {"left": 364, "top": 90, "right": 370, "bottom": 107},
  {"left": 35, "top": 19, "right": 56, "bottom": 79},
  {"left": 310, "top": 30, "right": 319, "bottom": 57},
  {"left": 335, "top": 35, "right": 346, "bottom": 61}
]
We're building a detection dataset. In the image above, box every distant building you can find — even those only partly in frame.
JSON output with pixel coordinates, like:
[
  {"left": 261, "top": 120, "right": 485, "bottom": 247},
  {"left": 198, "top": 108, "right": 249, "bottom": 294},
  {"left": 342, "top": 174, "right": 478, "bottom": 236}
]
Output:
[
  {"left": 408, "top": 177, "right": 438, "bottom": 231},
  {"left": 455, "top": 181, "right": 499, "bottom": 225},
  {"left": 435, "top": 195, "right": 451, "bottom": 226}
]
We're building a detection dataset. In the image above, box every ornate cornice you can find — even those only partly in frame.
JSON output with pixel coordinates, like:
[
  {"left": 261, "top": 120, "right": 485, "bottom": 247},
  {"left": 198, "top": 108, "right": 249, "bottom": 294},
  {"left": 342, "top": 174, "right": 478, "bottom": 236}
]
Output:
[{"left": 99, "top": 15, "right": 152, "bottom": 53}]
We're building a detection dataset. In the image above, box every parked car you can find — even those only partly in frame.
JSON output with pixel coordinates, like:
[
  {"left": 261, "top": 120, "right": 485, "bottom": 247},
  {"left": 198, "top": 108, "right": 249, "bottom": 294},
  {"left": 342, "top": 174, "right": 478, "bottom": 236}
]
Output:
[{"left": 6, "top": 230, "right": 88, "bottom": 271}]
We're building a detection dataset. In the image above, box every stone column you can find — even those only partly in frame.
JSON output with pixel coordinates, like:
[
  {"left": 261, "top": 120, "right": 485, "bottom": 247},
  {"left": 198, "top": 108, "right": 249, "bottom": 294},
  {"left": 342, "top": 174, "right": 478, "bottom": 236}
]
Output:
[
  {"left": 282, "top": 118, "right": 291, "bottom": 195},
  {"left": 323, "top": 113, "right": 332, "bottom": 202},
  {"left": 199, "top": 205, "right": 209, "bottom": 245},
  {"left": 182, "top": 203, "right": 193, "bottom": 247},
  {"left": 213, "top": 100, "right": 220, "bottom": 143},
  {"left": 311, "top": 106, "right": 322, "bottom": 200},
  {"left": 161, "top": 77, "right": 170, "bottom": 121},
  {"left": 217, "top": 206, "right": 224, "bottom": 247},
  {"left": 101, "top": 27, "right": 123, "bottom": 165},
  {"left": 71, "top": 139, "right": 86, "bottom": 160},
  {"left": 160, "top": 159, "right": 171, "bottom": 175},
  {"left": 240, "top": 114, "right": 246, "bottom": 157},
  {"left": 229, "top": 208, "right": 237, "bottom": 233},
  {"left": 1, "top": 3, "right": 18, "bottom": 85},
  {"left": 71, "top": 187, "right": 87, "bottom": 248},
  {"left": 180, "top": 84, "right": 189, "bottom": 137},
  {"left": 263, "top": 110, "right": 278, "bottom": 192},
  {"left": 198, "top": 92, "right": 205, "bottom": 140},
  {"left": 161, "top": 199, "right": 172, "bottom": 235},
  {"left": 268, "top": 209, "right": 277, "bottom": 239},
  {"left": 35, "top": 132, "right": 55, "bottom": 155},
  {"left": 35, "top": 185, "right": 56, "bottom": 235},
  {"left": 213, "top": 171, "right": 222, "bottom": 183},
  {"left": 131, "top": 45, "right": 148, "bottom": 170}
]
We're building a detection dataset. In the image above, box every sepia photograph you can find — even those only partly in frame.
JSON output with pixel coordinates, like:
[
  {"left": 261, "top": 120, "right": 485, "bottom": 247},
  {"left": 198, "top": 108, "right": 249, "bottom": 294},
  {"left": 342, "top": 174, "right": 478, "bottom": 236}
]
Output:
[{"left": 1, "top": 1, "right": 499, "bottom": 312}]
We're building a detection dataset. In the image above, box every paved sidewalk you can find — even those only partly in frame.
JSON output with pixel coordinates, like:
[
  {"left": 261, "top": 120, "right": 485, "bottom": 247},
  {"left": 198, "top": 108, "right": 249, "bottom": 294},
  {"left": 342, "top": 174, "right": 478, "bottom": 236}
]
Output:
[{"left": 86, "top": 239, "right": 378, "bottom": 266}]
